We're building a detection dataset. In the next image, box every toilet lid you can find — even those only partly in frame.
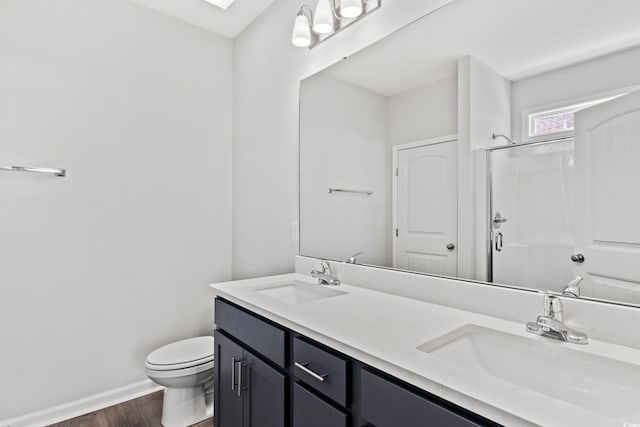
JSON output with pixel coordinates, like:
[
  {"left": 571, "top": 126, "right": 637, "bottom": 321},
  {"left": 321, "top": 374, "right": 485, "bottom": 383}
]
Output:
[{"left": 146, "top": 336, "right": 214, "bottom": 367}]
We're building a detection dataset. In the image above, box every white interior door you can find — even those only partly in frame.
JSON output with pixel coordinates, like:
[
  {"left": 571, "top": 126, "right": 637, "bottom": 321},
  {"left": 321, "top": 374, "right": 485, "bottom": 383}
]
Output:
[
  {"left": 394, "top": 140, "right": 458, "bottom": 276},
  {"left": 573, "top": 90, "right": 640, "bottom": 304}
]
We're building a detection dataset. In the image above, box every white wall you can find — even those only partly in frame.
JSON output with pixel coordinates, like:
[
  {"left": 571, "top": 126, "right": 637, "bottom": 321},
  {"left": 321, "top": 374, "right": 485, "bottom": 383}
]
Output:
[
  {"left": 232, "top": 0, "right": 455, "bottom": 279},
  {"left": 458, "top": 56, "right": 511, "bottom": 281},
  {"left": 0, "top": 0, "right": 232, "bottom": 420},
  {"left": 300, "top": 74, "right": 389, "bottom": 266},
  {"left": 386, "top": 76, "right": 458, "bottom": 146},
  {"left": 512, "top": 45, "right": 640, "bottom": 141},
  {"left": 299, "top": 74, "right": 458, "bottom": 267}
]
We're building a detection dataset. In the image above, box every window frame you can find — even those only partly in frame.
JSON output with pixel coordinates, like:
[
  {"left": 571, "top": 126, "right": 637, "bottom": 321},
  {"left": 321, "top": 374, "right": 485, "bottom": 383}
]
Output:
[{"left": 521, "top": 88, "right": 633, "bottom": 143}]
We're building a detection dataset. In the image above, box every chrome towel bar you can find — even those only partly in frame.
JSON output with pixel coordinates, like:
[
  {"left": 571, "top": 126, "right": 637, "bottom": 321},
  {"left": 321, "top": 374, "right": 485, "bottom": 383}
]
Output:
[
  {"left": 328, "top": 188, "right": 373, "bottom": 196},
  {"left": 0, "top": 165, "right": 66, "bottom": 177}
]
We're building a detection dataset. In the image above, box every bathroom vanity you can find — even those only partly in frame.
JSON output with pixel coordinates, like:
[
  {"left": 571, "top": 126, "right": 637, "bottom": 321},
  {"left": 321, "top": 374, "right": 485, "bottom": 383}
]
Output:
[
  {"left": 214, "top": 297, "right": 495, "bottom": 427},
  {"left": 212, "top": 1, "right": 640, "bottom": 426},
  {"left": 211, "top": 266, "right": 640, "bottom": 427}
]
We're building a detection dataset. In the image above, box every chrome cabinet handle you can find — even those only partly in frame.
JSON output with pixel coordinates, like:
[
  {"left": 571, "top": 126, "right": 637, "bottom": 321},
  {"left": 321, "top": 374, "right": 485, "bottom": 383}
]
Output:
[
  {"left": 446, "top": 243, "right": 455, "bottom": 251},
  {"left": 231, "top": 357, "right": 246, "bottom": 396},
  {"left": 495, "top": 232, "right": 503, "bottom": 252},
  {"left": 237, "top": 361, "right": 243, "bottom": 397},
  {"left": 295, "top": 362, "right": 328, "bottom": 382},
  {"left": 571, "top": 253, "right": 585, "bottom": 263},
  {"left": 231, "top": 357, "right": 236, "bottom": 391}
]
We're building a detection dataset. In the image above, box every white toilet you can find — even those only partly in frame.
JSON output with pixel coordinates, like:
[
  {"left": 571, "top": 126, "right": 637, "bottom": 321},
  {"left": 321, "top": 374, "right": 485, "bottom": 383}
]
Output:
[{"left": 145, "top": 336, "right": 215, "bottom": 427}]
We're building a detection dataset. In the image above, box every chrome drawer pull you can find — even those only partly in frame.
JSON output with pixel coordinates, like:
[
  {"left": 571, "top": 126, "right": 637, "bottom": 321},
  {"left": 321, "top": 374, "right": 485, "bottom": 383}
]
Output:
[{"left": 295, "top": 362, "right": 328, "bottom": 382}]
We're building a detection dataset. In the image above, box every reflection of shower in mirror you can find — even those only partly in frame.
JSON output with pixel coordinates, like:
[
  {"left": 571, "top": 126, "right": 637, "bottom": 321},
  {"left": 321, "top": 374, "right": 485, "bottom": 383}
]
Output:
[{"left": 492, "top": 133, "right": 518, "bottom": 145}]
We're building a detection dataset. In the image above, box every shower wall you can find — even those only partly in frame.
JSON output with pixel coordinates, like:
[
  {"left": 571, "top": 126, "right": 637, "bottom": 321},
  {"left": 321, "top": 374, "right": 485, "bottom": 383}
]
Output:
[{"left": 491, "top": 140, "right": 575, "bottom": 292}]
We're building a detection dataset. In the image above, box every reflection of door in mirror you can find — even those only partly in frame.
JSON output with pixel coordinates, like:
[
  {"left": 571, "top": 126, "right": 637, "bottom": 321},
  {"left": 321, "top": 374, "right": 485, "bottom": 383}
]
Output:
[
  {"left": 393, "top": 138, "right": 458, "bottom": 276},
  {"left": 490, "top": 139, "right": 575, "bottom": 292},
  {"left": 573, "top": 90, "right": 640, "bottom": 305}
]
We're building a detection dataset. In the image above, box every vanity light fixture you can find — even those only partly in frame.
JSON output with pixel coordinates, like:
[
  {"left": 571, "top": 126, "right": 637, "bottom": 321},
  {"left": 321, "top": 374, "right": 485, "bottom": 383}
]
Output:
[
  {"left": 313, "top": 0, "right": 336, "bottom": 34},
  {"left": 340, "top": 0, "right": 364, "bottom": 18},
  {"left": 291, "top": 0, "right": 381, "bottom": 49},
  {"left": 292, "top": 7, "right": 314, "bottom": 48}
]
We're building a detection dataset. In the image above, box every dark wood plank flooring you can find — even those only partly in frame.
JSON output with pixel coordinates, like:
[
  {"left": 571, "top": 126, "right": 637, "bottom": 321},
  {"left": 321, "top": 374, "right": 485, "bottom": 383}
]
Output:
[{"left": 48, "top": 391, "right": 213, "bottom": 427}]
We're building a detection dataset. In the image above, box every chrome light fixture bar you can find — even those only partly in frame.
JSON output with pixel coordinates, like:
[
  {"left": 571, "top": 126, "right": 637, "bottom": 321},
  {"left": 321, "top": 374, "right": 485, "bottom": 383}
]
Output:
[{"left": 291, "top": 0, "right": 381, "bottom": 49}]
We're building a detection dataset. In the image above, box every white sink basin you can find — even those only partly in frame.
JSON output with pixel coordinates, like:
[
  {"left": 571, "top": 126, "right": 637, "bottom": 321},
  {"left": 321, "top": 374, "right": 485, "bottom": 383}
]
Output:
[
  {"left": 255, "top": 281, "right": 347, "bottom": 305},
  {"left": 417, "top": 325, "right": 640, "bottom": 417}
]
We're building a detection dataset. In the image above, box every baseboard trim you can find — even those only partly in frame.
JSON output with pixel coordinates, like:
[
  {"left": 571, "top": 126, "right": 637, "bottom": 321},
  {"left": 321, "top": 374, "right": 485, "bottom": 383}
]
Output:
[{"left": 1, "top": 380, "right": 162, "bottom": 427}]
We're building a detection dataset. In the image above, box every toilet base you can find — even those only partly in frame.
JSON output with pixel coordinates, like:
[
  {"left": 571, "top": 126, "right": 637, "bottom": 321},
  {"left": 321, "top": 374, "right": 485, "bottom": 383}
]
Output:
[{"left": 161, "top": 386, "right": 213, "bottom": 427}]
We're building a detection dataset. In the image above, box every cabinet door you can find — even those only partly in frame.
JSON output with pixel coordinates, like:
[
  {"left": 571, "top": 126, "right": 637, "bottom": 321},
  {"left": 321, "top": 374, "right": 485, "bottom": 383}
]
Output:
[
  {"left": 215, "top": 331, "right": 245, "bottom": 427},
  {"left": 293, "top": 383, "right": 348, "bottom": 427},
  {"left": 243, "top": 350, "right": 286, "bottom": 427}
]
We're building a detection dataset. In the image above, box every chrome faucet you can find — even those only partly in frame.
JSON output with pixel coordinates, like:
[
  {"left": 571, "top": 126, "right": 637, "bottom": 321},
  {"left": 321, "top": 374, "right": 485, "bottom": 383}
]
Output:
[
  {"left": 562, "top": 276, "right": 583, "bottom": 297},
  {"left": 526, "top": 292, "right": 588, "bottom": 345},
  {"left": 311, "top": 260, "right": 341, "bottom": 286},
  {"left": 345, "top": 251, "right": 363, "bottom": 264}
]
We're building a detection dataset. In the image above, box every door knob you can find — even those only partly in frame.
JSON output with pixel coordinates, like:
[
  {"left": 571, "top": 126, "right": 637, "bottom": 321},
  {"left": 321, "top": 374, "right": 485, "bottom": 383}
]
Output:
[
  {"left": 447, "top": 243, "right": 455, "bottom": 251},
  {"left": 571, "top": 254, "right": 585, "bottom": 263}
]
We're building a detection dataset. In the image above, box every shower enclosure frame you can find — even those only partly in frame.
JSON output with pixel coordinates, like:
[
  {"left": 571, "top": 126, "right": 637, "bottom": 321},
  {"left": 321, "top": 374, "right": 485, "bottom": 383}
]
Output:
[{"left": 485, "top": 136, "right": 574, "bottom": 283}]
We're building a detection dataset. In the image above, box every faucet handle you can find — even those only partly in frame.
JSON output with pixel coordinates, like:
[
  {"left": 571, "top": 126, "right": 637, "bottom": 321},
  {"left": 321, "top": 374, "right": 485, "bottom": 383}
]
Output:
[
  {"left": 319, "top": 259, "right": 332, "bottom": 274},
  {"left": 562, "top": 276, "right": 583, "bottom": 297},
  {"left": 541, "top": 291, "right": 563, "bottom": 321},
  {"left": 345, "top": 251, "right": 363, "bottom": 264}
]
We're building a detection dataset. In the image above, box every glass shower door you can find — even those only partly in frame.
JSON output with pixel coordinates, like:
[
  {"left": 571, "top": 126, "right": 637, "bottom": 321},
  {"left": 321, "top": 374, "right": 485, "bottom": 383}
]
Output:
[{"left": 490, "top": 139, "right": 575, "bottom": 292}]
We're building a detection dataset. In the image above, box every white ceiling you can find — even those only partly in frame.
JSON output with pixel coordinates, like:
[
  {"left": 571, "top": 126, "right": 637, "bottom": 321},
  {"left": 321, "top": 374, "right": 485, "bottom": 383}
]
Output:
[
  {"left": 324, "top": 0, "right": 640, "bottom": 96},
  {"left": 129, "top": 0, "right": 275, "bottom": 38}
]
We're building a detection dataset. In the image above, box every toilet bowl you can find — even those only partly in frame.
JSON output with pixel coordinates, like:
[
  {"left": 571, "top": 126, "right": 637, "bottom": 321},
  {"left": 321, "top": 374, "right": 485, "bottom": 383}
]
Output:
[{"left": 146, "top": 336, "right": 214, "bottom": 427}]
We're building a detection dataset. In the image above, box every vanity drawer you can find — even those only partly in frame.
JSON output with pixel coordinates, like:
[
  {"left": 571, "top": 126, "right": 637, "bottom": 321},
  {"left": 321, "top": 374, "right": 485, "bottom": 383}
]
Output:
[
  {"left": 293, "top": 336, "right": 348, "bottom": 406},
  {"left": 214, "top": 298, "right": 286, "bottom": 368},
  {"left": 361, "top": 369, "right": 489, "bottom": 427},
  {"left": 293, "top": 383, "right": 348, "bottom": 427}
]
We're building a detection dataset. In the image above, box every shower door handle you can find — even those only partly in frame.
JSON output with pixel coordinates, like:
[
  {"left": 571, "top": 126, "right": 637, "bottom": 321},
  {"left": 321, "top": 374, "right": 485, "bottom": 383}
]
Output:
[
  {"left": 495, "top": 232, "right": 503, "bottom": 252},
  {"left": 493, "top": 212, "right": 508, "bottom": 229}
]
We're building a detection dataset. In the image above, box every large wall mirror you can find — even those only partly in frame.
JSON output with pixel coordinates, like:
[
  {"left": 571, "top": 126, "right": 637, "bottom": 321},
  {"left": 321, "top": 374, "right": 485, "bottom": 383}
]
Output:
[{"left": 299, "top": 0, "right": 640, "bottom": 307}]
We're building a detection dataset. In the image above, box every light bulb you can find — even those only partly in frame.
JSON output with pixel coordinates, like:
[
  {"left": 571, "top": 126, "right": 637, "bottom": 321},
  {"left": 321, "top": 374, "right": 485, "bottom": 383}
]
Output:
[
  {"left": 313, "top": 0, "right": 335, "bottom": 34},
  {"left": 292, "top": 12, "right": 311, "bottom": 47},
  {"left": 340, "top": 0, "right": 363, "bottom": 18}
]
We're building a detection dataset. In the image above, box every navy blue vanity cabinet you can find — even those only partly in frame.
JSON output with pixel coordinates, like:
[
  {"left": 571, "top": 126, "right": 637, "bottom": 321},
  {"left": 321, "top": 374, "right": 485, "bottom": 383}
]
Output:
[
  {"left": 215, "top": 298, "right": 287, "bottom": 368},
  {"left": 214, "top": 299, "right": 288, "bottom": 427},
  {"left": 215, "top": 330, "right": 244, "bottom": 427},
  {"left": 214, "top": 330, "right": 286, "bottom": 427},
  {"left": 293, "top": 383, "right": 349, "bottom": 427},
  {"left": 243, "top": 349, "right": 287, "bottom": 427},
  {"left": 360, "top": 369, "right": 490, "bottom": 427},
  {"left": 214, "top": 297, "right": 501, "bottom": 427},
  {"left": 292, "top": 336, "right": 349, "bottom": 406}
]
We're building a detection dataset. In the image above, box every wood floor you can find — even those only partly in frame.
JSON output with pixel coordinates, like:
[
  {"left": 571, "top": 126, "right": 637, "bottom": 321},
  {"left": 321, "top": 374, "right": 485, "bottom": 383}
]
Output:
[{"left": 48, "top": 391, "right": 213, "bottom": 427}]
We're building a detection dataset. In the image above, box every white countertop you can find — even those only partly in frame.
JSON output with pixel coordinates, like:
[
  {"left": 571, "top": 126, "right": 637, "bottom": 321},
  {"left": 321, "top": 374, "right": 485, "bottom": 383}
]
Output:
[{"left": 210, "top": 273, "right": 640, "bottom": 427}]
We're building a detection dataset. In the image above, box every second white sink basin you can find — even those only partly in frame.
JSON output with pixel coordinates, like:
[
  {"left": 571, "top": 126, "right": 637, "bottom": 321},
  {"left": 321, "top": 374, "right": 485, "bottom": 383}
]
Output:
[
  {"left": 417, "top": 325, "right": 640, "bottom": 417},
  {"left": 255, "top": 281, "right": 347, "bottom": 305}
]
